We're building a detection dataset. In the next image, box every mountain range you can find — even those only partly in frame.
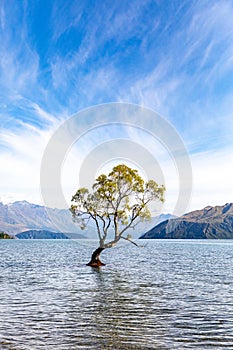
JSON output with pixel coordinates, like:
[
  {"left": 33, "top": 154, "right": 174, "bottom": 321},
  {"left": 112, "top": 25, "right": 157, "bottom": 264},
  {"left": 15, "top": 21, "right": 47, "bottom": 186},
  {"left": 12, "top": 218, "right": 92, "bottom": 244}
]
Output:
[
  {"left": 0, "top": 200, "right": 94, "bottom": 237},
  {"left": 0, "top": 201, "right": 172, "bottom": 238},
  {"left": 3, "top": 200, "right": 232, "bottom": 240},
  {"left": 140, "top": 203, "right": 233, "bottom": 239},
  {"left": 0, "top": 200, "right": 172, "bottom": 238}
]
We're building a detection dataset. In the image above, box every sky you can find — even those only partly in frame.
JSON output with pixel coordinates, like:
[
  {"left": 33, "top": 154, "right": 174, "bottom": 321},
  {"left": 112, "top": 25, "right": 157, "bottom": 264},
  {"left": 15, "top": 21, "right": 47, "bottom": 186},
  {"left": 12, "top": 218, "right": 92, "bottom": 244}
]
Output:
[{"left": 0, "top": 0, "right": 233, "bottom": 215}]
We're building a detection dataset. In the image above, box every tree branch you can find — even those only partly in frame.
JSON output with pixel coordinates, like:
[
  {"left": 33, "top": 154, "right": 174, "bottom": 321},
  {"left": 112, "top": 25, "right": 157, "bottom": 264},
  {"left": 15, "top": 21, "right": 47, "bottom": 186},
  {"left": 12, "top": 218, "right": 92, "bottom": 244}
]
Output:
[
  {"left": 121, "top": 236, "right": 139, "bottom": 247},
  {"left": 89, "top": 213, "right": 102, "bottom": 241}
]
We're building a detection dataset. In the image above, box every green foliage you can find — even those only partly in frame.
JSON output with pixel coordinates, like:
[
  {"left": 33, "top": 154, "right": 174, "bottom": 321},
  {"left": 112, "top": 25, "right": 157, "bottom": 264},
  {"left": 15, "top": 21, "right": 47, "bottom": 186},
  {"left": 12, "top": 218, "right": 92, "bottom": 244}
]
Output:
[
  {"left": 71, "top": 164, "right": 165, "bottom": 248},
  {"left": 0, "top": 231, "right": 13, "bottom": 239}
]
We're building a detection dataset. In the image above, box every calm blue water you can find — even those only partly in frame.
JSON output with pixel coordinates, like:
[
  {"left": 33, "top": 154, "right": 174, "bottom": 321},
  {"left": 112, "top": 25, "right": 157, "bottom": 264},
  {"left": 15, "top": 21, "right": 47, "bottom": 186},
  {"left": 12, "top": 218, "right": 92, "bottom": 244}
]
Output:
[{"left": 0, "top": 239, "right": 233, "bottom": 349}]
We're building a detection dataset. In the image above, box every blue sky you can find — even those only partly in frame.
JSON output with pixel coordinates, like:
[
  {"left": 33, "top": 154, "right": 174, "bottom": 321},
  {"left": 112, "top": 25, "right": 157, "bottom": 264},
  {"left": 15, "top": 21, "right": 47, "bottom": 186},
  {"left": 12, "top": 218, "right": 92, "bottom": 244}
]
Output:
[{"left": 0, "top": 0, "right": 233, "bottom": 214}]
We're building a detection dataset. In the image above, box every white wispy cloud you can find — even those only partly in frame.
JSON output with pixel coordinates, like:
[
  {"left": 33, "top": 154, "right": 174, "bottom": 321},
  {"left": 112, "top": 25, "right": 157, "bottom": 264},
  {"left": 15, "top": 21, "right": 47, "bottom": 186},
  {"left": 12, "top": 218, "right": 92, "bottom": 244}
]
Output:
[
  {"left": 51, "top": 2, "right": 83, "bottom": 41},
  {"left": 190, "top": 146, "right": 233, "bottom": 211},
  {"left": 125, "top": 64, "right": 181, "bottom": 115},
  {"left": 29, "top": 102, "right": 61, "bottom": 125},
  {"left": 180, "top": 0, "right": 233, "bottom": 79},
  {"left": 0, "top": 110, "right": 65, "bottom": 204},
  {"left": 116, "top": 0, "right": 233, "bottom": 152},
  {"left": 0, "top": 130, "right": 47, "bottom": 204},
  {"left": 0, "top": 8, "right": 39, "bottom": 94}
]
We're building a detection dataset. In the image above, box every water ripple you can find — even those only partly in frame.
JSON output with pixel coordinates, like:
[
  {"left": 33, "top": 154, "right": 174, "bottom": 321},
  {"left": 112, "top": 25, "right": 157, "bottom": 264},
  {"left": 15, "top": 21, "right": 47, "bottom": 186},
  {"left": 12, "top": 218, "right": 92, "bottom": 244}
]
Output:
[{"left": 0, "top": 240, "right": 233, "bottom": 349}]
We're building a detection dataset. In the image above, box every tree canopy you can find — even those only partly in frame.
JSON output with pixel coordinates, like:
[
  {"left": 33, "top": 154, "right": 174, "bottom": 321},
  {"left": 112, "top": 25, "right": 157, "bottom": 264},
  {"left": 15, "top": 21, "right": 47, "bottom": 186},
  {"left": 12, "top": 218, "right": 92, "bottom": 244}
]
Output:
[{"left": 70, "top": 164, "right": 165, "bottom": 266}]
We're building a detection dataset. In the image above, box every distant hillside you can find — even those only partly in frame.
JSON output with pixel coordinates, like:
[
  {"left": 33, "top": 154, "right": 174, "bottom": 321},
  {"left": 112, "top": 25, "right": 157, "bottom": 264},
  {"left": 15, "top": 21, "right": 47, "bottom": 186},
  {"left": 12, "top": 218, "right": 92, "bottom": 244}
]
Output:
[
  {"left": 16, "top": 230, "right": 69, "bottom": 239},
  {"left": 0, "top": 231, "right": 14, "bottom": 239},
  {"left": 0, "top": 201, "right": 96, "bottom": 237},
  {"left": 140, "top": 203, "right": 233, "bottom": 239},
  {"left": 125, "top": 213, "right": 176, "bottom": 237},
  {"left": 15, "top": 229, "right": 86, "bottom": 239}
]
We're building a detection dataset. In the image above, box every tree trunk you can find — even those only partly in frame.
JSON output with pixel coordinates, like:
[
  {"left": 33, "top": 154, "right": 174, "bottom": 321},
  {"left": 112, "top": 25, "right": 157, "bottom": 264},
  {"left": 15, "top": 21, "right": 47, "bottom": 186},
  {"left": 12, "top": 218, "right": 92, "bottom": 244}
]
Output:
[{"left": 87, "top": 247, "right": 105, "bottom": 267}]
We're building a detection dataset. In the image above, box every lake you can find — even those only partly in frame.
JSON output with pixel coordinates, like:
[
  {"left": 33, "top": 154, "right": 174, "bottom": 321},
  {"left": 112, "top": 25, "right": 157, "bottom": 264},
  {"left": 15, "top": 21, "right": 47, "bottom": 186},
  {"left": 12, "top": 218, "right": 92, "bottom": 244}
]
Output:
[{"left": 0, "top": 239, "right": 233, "bottom": 349}]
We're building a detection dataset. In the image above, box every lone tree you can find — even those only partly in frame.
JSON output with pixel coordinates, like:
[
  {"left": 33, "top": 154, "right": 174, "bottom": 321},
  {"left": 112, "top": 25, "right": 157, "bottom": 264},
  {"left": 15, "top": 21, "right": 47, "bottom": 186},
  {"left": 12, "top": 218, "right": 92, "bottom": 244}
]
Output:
[{"left": 70, "top": 164, "right": 165, "bottom": 267}]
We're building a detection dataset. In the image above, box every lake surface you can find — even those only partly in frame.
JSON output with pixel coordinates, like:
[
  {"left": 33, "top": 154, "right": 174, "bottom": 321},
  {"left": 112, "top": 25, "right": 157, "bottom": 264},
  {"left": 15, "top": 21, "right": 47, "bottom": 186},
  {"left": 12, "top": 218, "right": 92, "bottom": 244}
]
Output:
[{"left": 0, "top": 239, "right": 233, "bottom": 349}]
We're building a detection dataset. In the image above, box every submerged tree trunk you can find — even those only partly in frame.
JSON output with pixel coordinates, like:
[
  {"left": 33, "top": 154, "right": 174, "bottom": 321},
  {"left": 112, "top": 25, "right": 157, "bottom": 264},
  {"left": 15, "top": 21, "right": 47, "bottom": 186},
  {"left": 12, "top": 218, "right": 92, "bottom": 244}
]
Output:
[{"left": 87, "top": 247, "right": 105, "bottom": 267}]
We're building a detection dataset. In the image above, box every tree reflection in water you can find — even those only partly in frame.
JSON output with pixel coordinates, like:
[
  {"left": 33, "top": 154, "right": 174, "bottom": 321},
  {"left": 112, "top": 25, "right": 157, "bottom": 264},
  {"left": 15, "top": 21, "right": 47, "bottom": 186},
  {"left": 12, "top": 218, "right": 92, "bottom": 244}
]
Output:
[{"left": 85, "top": 267, "right": 168, "bottom": 349}]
